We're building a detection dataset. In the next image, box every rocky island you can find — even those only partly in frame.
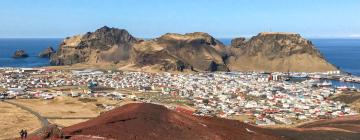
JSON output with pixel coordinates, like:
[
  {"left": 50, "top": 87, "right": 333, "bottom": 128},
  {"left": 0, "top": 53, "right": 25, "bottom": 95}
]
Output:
[
  {"left": 12, "top": 50, "right": 29, "bottom": 58},
  {"left": 50, "top": 26, "right": 337, "bottom": 72},
  {"left": 38, "top": 47, "right": 55, "bottom": 58}
]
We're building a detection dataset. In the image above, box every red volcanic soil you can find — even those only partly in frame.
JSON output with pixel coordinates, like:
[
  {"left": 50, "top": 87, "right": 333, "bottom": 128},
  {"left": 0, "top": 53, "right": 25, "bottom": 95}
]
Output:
[
  {"left": 62, "top": 103, "right": 283, "bottom": 140},
  {"left": 269, "top": 115, "right": 360, "bottom": 140},
  {"left": 20, "top": 103, "right": 360, "bottom": 140},
  {"left": 297, "top": 115, "right": 360, "bottom": 133}
]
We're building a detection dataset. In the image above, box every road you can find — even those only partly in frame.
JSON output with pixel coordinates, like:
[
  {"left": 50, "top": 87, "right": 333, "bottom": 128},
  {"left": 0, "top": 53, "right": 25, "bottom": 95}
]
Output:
[
  {"left": 1, "top": 100, "right": 49, "bottom": 134},
  {"left": 1, "top": 99, "right": 96, "bottom": 134}
]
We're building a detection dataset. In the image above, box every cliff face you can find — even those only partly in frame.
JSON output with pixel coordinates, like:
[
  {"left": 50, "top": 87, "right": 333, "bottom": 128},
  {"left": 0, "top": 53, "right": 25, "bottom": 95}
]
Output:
[
  {"left": 13, "top": 50, "right": 29, "bottom": 58},
  {"left": 227, "top": 32, "right": 337, "bottom": 72},
  {"left": 131, "top": 32, "right": 228, "bottom": 71},
  {"left": 50, "top": 27, "right": 228, "bottom": 72},
  {"left": 50, "top": 27, "right": 337, "bottom": 72},
  {"left": 39, "top": 47, "right": 55, "bottom": 58},
  {"left": 50, "top": 26, "right": 137, "bottom": 65}
]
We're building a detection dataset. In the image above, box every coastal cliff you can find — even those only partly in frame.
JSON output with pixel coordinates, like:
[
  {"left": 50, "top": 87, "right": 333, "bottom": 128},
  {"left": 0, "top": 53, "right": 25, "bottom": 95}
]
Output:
[
  {"left": 227, "top": 32, "right": 337, "bottom": 72},
  {"left": 51, "top": 27, "right": 228, "bottom": 72},
  {"left": 50, "top": 27, "right": 337, "bottom": 72},
  {"left": 131, "top": 32, "right": 228, "bottom": 71},
  {"left": 50, "top": 26, "right": 137, "bottom": 66}
]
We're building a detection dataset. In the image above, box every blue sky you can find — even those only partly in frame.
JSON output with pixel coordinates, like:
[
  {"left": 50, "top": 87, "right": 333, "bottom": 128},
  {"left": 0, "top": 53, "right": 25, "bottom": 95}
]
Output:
[{"left": 0, "top": 0, "right": 359, "bottom": 38}]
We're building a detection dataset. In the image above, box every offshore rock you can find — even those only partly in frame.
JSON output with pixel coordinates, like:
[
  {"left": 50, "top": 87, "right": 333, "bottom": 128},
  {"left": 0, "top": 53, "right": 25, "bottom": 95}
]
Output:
[
  {"left": 13, "top": 50, "right": 29, "bottom": 58},
  {"left": 39, "top": 47, "right": 55, "bottom": 58}
]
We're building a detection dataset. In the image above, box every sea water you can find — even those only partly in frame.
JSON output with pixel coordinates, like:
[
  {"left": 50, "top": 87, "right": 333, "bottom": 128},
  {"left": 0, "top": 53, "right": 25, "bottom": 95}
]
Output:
[
  {"left": 0, "top": 38, "right": 61, "bottom": 67},
  {"left": 0, "top": 38, "right": 359, "bottom": 76},
  {"left": 220, "top": 38, "right": 360, "bottom": 76}
]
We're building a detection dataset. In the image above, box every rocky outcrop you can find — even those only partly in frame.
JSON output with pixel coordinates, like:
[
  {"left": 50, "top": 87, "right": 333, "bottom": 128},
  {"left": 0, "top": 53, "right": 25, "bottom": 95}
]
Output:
[
  {"left": 231, "top": 37, "right": 246, "bottom": 48},
  {"left": 131, "top": 32, "right": 228, "bottom": 71},
  {"left": 50, "top": 26, "right": 138, "bottom": 65},
  {"left": 227, "top": 32, "right": 337, "bottom": 72},
  {"left": 36, "top": 124, "right": 64, "bottom": 139},
  {"left": 50, "top": 27, "right": 337, "bottom": 72},
  {"left": 39, "top": 47, "right": 55, "bottom": 58},
  {"left": 12, "top": 50, "right": 28, "bottom": 58},
  {"left": 51, "top": 27, "right": 228, "bottom": 72}
]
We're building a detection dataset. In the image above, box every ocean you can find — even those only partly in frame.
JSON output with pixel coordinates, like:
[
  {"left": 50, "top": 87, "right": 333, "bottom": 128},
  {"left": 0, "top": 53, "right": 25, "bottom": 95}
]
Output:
[
  {"left": 0, "top": 38, "right": 359, "bottom": 76},
  {"left": 220, "top": 38, "right": 360, "bottom": 76},
  {"left": 0, "top": 38, "right": 61, "bottom": 67}
]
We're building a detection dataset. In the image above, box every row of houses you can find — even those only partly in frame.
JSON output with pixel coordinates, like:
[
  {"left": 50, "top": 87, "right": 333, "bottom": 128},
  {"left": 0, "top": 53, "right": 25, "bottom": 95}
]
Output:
[{"left": 0, "top": 68, "right": 358, "bottom": 125}]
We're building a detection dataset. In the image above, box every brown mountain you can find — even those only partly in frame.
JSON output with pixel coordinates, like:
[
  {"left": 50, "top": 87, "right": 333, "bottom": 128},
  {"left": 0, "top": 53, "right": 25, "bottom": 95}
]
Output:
[
  {"left": 227, "top": 32, "right": 337, "bottom": 72},
  {"left": 131, "top": 32, "right": 228, "bottom": 71},
  {"left": 50, "top": 27, "right": 337, "bottom": 72},
  {"left": 50, "top": 26, "right": 138, "bottom": 66},
  {"left": 50, "top": 27, "right": 228, "bottom": 72}
]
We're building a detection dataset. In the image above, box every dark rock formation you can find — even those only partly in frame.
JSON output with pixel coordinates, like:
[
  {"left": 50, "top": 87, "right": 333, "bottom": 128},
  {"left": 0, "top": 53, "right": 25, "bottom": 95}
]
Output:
[
  {"left": 62, "top": 103, "right": 283, "bottom": 140},
  {"left": 227, "top": 32, "right": 337, "bottom": 72},
  {"left": 12, "top": 50, "right": 28, "bottom": 58},
  {"left": 231, "top": 37, "right": 246, "bottom": 48},
  {"left": 36, "top": 124, "right": 64, "bottom": 139},
  {"left": 131, "top": 32, "right": 229, "bottom": 71},
  {"left": 39, "top": 47, "right": 55, "bottom": 58}
]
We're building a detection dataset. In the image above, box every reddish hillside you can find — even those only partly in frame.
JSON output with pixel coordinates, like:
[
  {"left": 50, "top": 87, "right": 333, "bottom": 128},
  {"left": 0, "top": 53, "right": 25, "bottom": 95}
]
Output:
[
  {"left": 268, "top": 115, "right": 360, "bottom": 140},
  {"left": 62, "top": 103, "right": 283, "bottom": 140},
  {"left": 297, "top": 115, "right": 360, "bottom": 133}
]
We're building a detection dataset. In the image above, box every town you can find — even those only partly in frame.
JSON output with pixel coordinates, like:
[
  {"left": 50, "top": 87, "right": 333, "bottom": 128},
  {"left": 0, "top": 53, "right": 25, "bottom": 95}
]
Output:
[{"left": 0, "top": 67, "right": 359, "bottom": 126}]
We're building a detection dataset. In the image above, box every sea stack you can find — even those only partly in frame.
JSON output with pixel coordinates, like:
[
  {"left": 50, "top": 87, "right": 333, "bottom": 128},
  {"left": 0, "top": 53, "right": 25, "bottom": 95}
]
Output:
[
  {"left": 13, "top": 50, "right": 29, "bottom": 58},
  {"left": 226, "top": 32, "right": 337, "bottom": 72},
  {"left": 39, "top": 47, "right": 56, "bottom": 58}
]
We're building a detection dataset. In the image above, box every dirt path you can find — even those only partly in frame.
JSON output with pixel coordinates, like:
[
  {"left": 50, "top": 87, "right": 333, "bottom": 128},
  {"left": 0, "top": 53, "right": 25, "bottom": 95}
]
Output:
[
  {"left": 0, "top": 100, "right": 41, "bottom": 139},
  {"left": 2, "top": 100, "right": 50, "bottom": 134}
]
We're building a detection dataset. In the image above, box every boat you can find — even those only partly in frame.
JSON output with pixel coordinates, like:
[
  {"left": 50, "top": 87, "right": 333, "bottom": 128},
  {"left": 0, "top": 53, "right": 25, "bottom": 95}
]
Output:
[
  {"left": 337, "top": 86, "right": 348, "bottom": 91},
  {"left": 317, "top": 80, "right": 332, "bottom": 87},
  {"left": 311, "top": 75, "right": 322, "bottom": 79}
]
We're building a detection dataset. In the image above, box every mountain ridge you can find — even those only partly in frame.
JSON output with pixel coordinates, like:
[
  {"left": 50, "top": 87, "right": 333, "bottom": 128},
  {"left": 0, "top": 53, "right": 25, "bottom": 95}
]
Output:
[{"left": 50, "top": 26, "right": 337, "bottom": 72}]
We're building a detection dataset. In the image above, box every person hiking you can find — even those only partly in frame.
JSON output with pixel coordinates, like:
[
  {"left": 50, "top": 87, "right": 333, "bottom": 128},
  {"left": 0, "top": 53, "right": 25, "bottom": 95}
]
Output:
[
  {"left": 19, "top": 129, "right": 24, "bottom": 139},
  {"left": 24, "top": 129, "right": 28, "bottom": 139}
]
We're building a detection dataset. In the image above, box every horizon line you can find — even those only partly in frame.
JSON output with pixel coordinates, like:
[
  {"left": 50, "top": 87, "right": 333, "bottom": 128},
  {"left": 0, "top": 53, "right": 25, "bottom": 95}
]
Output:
[{"left": 1, "top": 36, "right": 360, "bottom": 40}]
